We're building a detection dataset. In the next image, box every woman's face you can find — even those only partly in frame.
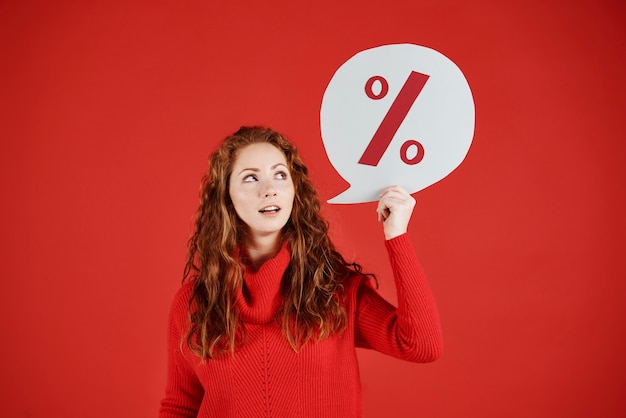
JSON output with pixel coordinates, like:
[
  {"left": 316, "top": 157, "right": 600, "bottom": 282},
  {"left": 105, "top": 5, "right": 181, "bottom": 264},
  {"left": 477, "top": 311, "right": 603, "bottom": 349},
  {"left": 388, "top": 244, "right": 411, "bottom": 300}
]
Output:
[{"left": 228, "top": 142, "right": 295, "bottom": 244}]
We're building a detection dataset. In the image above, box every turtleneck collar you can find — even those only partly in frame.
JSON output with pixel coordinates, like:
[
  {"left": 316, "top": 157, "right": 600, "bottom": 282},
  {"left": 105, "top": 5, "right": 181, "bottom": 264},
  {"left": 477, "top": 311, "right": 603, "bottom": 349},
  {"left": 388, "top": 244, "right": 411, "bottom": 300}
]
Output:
[{"left": 235, "top": 242, "right": 291, "bottom": 324}]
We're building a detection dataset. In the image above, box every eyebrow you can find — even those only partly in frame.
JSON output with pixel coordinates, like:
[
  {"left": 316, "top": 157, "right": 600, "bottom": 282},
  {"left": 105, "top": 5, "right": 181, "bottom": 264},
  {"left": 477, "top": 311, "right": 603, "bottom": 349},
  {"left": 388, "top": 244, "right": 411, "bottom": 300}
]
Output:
[{"left": 237, "top": 163, "right": 288, "bottom": 176}]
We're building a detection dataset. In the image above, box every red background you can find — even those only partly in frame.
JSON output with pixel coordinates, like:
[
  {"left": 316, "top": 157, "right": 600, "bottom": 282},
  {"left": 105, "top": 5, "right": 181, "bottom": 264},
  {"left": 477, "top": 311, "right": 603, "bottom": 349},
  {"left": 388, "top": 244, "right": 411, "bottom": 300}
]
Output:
[{"left": 1, "top": 0, "right": 625, "bottom": 417}]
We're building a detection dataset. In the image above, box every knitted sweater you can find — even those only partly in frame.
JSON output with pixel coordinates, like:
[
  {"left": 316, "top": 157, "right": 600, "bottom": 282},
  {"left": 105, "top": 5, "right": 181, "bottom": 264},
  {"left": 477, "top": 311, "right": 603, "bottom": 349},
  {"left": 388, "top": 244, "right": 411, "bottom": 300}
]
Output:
[{"left": 159, "top": 234, "right": 442, "bottom": 418}]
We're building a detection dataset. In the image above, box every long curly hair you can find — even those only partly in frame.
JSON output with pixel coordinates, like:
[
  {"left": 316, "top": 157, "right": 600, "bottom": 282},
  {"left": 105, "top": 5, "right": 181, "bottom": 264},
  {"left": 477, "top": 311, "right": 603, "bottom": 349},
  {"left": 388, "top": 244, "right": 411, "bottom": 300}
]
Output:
[{"left": 183, "top": 126, "right": 358, "bottom": 360}]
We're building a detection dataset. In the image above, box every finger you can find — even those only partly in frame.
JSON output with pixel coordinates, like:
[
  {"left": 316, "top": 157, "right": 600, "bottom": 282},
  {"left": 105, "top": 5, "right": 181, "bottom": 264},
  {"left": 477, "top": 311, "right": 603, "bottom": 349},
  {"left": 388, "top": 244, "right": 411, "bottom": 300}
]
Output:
[
  {"left": 379, "top": 194, "right": 415, "bottom": 212},
  {"left": 376, "top": 204, "right": 390, "bottom": 221},
  {"left": 379, "top": 185, "right": 409, "bottom": 197},
  {"left": 379, "top": 190, "right": 413, "bottom": 206}
]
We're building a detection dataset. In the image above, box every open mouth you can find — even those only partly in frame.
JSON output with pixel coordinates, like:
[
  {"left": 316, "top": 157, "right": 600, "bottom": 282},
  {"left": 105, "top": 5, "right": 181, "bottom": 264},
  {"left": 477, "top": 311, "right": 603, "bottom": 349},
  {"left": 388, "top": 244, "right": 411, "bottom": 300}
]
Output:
[{"left": 259, "top": 205, "right": 280, "bottom": 214}]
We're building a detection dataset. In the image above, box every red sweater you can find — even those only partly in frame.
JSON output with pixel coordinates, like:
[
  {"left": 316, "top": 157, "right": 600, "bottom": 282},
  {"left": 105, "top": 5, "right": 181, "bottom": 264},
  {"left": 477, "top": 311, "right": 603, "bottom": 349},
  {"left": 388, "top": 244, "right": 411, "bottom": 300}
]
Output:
[{"left": 159, "top": 234, "right": 442, "bottom": 417}]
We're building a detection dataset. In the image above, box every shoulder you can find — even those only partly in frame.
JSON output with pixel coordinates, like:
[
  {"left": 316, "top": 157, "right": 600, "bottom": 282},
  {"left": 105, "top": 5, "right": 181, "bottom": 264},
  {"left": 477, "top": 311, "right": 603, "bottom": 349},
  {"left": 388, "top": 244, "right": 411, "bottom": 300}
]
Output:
[
  {"left": 168, "top": 281, "right": 195, "bottom": 325},
  {"left": 173, "top": 280, "right": 194, "bottom": 305},
  {"left": 340, "top": 267, "right": 375, "bottom": 305}
]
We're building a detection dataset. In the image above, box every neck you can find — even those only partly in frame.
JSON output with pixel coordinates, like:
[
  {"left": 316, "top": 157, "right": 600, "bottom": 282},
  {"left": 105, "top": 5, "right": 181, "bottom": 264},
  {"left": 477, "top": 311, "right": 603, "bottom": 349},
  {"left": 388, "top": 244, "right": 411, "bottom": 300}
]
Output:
[{"left": 243, "top": 232, "right": 282, "bottom": 271}]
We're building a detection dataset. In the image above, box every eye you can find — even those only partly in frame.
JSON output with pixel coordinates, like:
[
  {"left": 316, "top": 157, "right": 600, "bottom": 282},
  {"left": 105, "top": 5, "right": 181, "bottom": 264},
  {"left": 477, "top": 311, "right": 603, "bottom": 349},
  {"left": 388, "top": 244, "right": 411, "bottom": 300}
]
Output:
[
  {"left": 275, "top": 171, "right": 288, "bottom": 180},
  {"left": 243, "top": 174, "right": 257, "bottom": 182}
]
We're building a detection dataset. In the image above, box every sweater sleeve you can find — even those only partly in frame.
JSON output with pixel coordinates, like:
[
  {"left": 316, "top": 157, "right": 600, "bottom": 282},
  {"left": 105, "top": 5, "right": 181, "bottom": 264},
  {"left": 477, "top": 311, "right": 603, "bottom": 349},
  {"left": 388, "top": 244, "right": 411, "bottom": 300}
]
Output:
[
  {"left": 159, "top": 285, "right": 204, "bottom": 417},
  {"left": 354, "top": 233, "right": 443, "bottom": 362}
]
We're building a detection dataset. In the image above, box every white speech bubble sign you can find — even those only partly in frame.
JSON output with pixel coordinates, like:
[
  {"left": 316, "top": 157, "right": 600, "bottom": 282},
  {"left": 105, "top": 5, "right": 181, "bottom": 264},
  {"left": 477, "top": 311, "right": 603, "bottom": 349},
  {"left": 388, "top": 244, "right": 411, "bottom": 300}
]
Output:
[{"left": 320, "top": 43, "right": 475, "bottom": 204}]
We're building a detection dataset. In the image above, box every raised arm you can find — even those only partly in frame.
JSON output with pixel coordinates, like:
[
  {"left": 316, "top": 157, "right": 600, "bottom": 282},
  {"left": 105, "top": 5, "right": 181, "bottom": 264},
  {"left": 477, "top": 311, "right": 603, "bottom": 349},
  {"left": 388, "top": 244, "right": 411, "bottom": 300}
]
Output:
[{"left": 355, "top": 186, "right": 443, "bottom": 362}]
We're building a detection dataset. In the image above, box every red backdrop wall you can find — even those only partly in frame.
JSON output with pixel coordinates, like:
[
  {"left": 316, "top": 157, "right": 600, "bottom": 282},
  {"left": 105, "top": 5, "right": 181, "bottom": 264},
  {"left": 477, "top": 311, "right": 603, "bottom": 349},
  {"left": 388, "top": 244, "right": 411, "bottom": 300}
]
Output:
[{"left": 1, "top": 0, "right": 625, "bottom": 417}]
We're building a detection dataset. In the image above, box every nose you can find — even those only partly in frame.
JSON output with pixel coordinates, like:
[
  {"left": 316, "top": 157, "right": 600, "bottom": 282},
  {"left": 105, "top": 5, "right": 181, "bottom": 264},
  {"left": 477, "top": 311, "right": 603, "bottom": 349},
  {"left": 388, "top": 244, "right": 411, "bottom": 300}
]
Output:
[{"left": 263, "top": 183, "right": 277, "bottom": 198}]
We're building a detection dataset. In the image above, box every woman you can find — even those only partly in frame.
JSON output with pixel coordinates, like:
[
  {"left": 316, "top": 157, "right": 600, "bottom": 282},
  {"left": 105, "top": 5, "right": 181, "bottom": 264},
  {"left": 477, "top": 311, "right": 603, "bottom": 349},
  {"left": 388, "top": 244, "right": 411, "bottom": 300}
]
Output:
[{"left": 159, "top": 126, "right": 443, "bottom": 418}]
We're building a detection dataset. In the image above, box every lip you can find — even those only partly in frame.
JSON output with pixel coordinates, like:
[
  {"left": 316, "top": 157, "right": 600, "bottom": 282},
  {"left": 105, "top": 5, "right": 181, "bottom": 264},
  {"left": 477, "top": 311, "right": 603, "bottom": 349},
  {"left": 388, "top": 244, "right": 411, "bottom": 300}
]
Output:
[{"left": 258, "top": 205, "right": 281, "bottom": 213}]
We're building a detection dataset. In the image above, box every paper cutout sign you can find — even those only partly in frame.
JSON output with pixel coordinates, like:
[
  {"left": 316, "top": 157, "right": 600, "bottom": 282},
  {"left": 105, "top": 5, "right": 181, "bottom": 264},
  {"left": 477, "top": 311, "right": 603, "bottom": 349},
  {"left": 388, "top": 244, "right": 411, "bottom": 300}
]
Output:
[{"left": 320, "top": 43, "right": 475, "bottom": 204}]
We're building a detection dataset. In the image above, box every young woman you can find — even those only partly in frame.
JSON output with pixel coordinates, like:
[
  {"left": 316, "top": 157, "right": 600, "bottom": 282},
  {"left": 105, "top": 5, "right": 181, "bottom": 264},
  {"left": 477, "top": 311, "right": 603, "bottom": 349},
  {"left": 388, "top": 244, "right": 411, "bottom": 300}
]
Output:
[{"left": 159, "top": 126, "right": 443, "bottom": 418}]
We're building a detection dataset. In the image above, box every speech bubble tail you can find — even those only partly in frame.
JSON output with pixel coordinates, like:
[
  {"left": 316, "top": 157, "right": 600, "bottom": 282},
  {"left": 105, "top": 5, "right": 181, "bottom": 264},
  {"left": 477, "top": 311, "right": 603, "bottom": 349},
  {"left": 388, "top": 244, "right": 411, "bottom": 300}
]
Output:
[
  {"left": 327, "top": 194, "right": 352, "bottom": 205},
  {"left": 327, "top": 187, "right": 379, "bottom": 205}
]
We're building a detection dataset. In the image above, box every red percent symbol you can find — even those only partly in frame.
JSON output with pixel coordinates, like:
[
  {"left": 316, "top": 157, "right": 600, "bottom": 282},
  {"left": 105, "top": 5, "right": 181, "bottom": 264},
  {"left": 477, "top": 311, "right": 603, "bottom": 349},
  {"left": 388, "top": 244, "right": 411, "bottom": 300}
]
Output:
[{"left": 359, "top": 71, "right": 430, "bottom": 166}]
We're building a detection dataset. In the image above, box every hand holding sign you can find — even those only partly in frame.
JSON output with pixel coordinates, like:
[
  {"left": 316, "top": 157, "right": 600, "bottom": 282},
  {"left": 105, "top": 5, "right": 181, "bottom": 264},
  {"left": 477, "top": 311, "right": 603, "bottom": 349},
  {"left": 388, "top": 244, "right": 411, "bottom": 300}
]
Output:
[
  {"left": 377, "top": 185, "right": 416, "bottom": 240},
  {"left": 320, "top": 44, "right": 475, "bottom": 204}
]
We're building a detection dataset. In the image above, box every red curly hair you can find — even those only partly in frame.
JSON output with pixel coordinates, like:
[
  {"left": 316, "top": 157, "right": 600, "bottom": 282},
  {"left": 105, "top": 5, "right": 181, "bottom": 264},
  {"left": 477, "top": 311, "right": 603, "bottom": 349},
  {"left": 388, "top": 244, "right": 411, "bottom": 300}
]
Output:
[{"left": 183, "top": 126, "right": 361, "bottom": 360}]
